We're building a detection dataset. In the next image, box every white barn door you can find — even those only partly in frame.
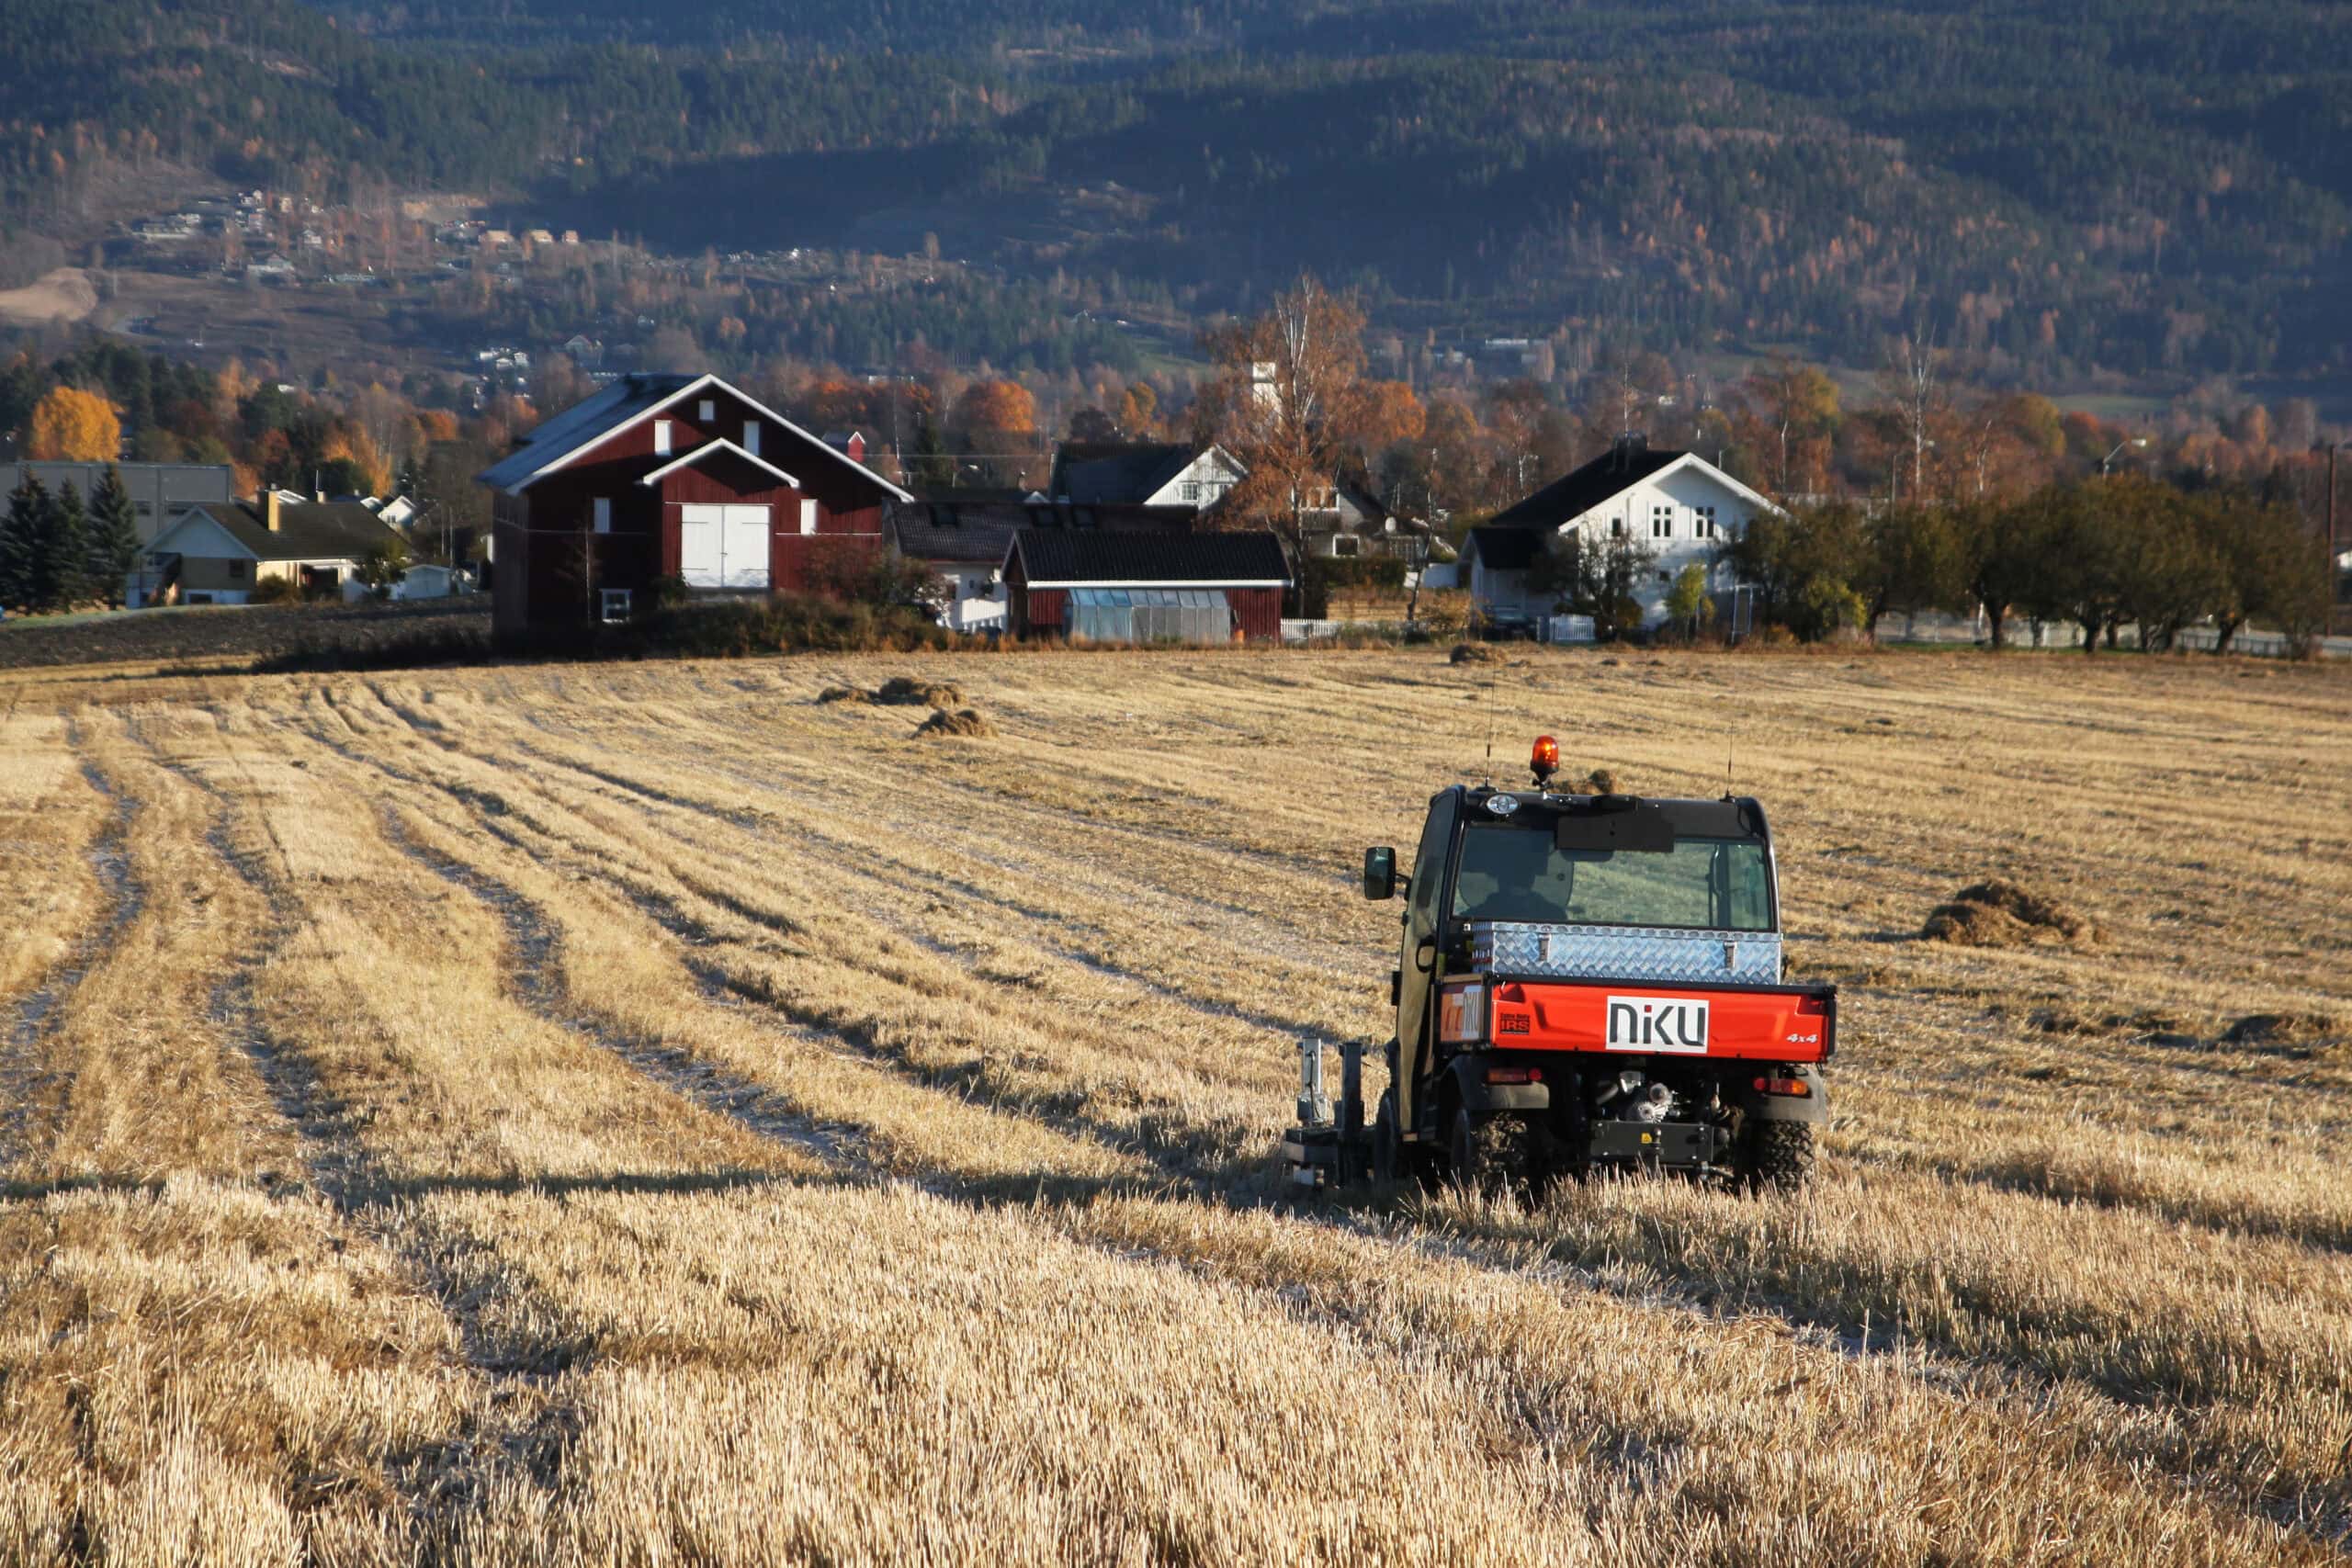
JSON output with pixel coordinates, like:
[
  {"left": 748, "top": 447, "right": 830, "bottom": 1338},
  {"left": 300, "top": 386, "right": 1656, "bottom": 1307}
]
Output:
[
  {"left": 680, "top": 504, "right": 725, "bottom": 587},
  {"left": 678, "top": 503, "right": 770, "bottom": 588},
  {"left": 722, "top": 505, "right": 771, "bottom": 588}
]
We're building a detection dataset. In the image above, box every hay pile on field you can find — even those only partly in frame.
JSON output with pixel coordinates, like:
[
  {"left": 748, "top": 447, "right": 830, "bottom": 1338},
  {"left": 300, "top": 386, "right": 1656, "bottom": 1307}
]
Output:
[
  {"left": 1922, "top": 879, "right": 2099, "bottom": 947},
  {"left": 2222, "top": 1012, "right": 2340, "bottom": 1047},
  {"left": 914, "top": 707, "right": 993, "bottom": 739},
  {"left": 820, "top": 676, "right": 966, "bottom": 707},
  {"left": 1450, "top": 642, "right": 1508, "bottom": 665},
  {"left": 878, "top": 675, "right": 964, "bottom": 706}
]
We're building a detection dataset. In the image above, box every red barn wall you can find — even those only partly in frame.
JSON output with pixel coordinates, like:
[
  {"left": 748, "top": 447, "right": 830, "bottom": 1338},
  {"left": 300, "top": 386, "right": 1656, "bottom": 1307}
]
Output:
[{"left": 1231, "top": 587, "right": 1283, "bottom": 642}]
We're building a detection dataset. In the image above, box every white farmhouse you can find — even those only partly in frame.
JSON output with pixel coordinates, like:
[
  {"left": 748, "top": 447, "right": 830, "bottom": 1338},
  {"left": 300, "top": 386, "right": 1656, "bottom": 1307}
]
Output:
[
  {"left": 1046, "top": 442, "right": 1245, "bottom": 511},
  {"left": 1464, "top": 440, "right": 1781, "bottom": 629}
]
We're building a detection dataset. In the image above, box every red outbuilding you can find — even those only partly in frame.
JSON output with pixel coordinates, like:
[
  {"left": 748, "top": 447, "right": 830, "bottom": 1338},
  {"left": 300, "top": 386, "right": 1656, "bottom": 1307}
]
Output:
[
  {"left": 478, "top": 372, "right": 912, "bottom": 642},
  {"left": 1001, "top": 528, "right": 1291, "bottom": 643}
]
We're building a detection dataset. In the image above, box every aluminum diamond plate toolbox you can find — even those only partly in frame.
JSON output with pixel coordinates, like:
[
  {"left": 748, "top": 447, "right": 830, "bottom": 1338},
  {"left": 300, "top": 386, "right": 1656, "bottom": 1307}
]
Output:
[{"left": 1469, "top": 922, "right": 1783, "bottom": 985}]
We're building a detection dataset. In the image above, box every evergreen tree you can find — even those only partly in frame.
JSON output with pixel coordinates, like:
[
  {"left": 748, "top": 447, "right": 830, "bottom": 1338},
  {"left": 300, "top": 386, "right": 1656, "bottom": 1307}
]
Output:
[
  {"left": 0, "top": 472, "right": 48, "bottom": 612},
  {"left": 26, "top": 479, "right": 91, "bottom": 612},
  {"left": 87, "top": 464, "right": 141, "bottom": 607},
  {"left": 910, "top": 413, "right": 954, "bottom": 492}
]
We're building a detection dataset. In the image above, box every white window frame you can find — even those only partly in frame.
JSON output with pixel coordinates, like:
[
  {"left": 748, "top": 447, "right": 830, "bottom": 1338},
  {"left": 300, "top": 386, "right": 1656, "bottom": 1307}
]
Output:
[
  {"left": 600, "top": 588, "right": 631, "bottom": 623},
  {"left": 1697, "top": 504, "right": 1717, "bottom": 540},
  {"left": 743, "top": 420, "right": 761, "bottom": 457},
  {"left": 653, "top": 420, "right": 673, "bottom": 457},
  {"left": 593, "top": 497, "right": 612, "bottom": 534},
  {"left": 1651, "top": 504, "right": 1673, "bottom": 539},
  {"left": 1182, "top": 479, "right": 1202, "bottom": 502},
  {"left": 698, "top": 399, "right": 716, "bottom": 423},
  {"left": 799, "top": 499, "right": 818, "bottom": 536}
]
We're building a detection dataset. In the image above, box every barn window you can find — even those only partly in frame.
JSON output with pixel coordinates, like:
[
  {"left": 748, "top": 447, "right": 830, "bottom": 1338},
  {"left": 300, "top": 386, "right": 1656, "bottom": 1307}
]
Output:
[
  {"left": 1611, "top": 516, "right": 1624, "bottom": 537},
  {"left": 653, "top": 420, "right": 673, "bottom": 457},
  {"left": 593, "top": 498, "right": 612, "bottom": 534},
  {"left": 600, "top": 589, "right": 632, "bottom": 623},
  {"left": 698, "top": 399, "right": 716, "bottom": 423},
  {"left": 743, "top": 420, "right": 762, "bottom": 457},
  {"left": 799, "top": 500, "right": 818, "bottom": 536}
]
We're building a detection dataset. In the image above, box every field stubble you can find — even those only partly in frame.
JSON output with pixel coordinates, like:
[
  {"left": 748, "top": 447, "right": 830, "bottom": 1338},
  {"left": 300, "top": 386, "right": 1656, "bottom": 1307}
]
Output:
[{"left": 0, "top": 647, "right": 2346, "bottom": 1563}]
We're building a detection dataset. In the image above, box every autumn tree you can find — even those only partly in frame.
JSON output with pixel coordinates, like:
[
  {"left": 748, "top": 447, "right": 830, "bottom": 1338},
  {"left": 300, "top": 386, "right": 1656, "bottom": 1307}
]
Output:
[
  {"left": 1357, "top": 379, "right": 1425, "bottom": 448},
  {"left": 1199, "top": 274, "right": 1373, "bottom": 592},
  {"left": 1116, "top": 381, "right": 1159, "bottom": 437},
  {"left": 1739, "top": 355, "right": 1840, "bottom": 494},
  {"left": 1875, "top": 330, "right": 1946, "bottom": 502},
  {"left": 28, "top": 386, "right": 121, "bottom": 461},
  {"left": 951, "top": 379, "right": 1039, "bottom": 486},
  {"left": 1066, "top": 405, "right": 1120, "bottom": 444}
]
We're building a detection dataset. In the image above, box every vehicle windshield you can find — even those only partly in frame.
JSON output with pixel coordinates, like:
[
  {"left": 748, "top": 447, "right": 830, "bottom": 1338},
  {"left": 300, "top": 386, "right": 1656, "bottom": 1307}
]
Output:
[{"left": 1450, "top": 820, "right": 1773, "bottom": 932}]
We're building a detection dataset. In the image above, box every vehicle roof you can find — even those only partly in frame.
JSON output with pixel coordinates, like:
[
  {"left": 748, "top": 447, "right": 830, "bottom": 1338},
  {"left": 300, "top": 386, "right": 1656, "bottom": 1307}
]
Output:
[{"left": 1454, "top": 784, "right": 1770, "bottom": 842}]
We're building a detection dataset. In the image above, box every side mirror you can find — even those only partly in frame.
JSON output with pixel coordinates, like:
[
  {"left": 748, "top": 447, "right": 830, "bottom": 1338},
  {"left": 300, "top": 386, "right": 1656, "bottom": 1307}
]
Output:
[{"left": 1363, "top": 846, "right": 1397, "bottom": 901}]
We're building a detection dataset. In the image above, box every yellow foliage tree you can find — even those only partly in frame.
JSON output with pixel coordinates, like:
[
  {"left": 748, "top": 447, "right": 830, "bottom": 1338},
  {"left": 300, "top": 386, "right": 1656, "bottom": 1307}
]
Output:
[
  {"left": 320, "top": 425, "right": 392, "bottom": 497},
  {"left": 28, "top": 386, "right": 121, "bottom": 461}
]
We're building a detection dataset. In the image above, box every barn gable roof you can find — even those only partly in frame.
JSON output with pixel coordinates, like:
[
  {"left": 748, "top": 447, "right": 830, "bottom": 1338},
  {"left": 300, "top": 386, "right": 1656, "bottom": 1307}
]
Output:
[
  {"left": 639, "top": 437, "right": 799, "bottom": 489},
  {"left": 476, "top": 372, "right": 913, "bottom": 502},
  {"left": 1006, "top": 528, "right": 1291, "bottom": 587}
]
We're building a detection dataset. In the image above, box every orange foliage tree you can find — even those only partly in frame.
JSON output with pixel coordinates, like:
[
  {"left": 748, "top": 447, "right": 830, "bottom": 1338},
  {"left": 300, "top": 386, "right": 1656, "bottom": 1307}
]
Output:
[
  {"left": 28, "top": 387, "right": 121, "bottom": 461},
  {"left": 952, "top": 379, "right": 1037, "bottom": 439}
]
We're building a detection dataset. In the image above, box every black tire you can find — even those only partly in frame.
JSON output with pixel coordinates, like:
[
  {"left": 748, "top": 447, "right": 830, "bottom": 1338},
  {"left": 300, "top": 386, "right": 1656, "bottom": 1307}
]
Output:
[
  {"left": 1373, "top": 1090, "right": 1402, "bottom": 1183},
  {"left": 1741, "top": 1121, "right": 1815, "bottom": 1192},
  {"left": 1448, "top": 1107, "right": 1532, "bottom": 1197}
]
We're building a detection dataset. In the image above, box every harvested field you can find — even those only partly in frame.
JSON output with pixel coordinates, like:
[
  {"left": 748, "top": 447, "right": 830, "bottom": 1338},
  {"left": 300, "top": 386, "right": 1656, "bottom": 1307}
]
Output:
[{"left": 0, "top": 646, "right": 2346, "bottom": 1564}]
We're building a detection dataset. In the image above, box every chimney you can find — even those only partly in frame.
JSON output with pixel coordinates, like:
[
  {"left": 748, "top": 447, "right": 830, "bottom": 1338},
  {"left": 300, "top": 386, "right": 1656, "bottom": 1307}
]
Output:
[{"left": 264, "top": 491, "right": 282, "bottom": 532}]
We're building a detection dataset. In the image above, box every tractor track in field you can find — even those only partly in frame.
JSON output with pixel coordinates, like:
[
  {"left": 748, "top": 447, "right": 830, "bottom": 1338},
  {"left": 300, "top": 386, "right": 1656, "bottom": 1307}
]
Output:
[
  {"left": 304, "top": 702, "right": 1240, "bottom": 1190},
  {"left": 1, "top": 751, "right": 144, "bottom": 1174},
  {"left": 370, "top": 805, "right": 873, "bottom": 1177}
]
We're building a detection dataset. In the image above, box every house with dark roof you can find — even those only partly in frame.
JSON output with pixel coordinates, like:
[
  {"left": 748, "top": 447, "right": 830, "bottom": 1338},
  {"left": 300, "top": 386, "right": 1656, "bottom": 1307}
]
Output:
[
  {"left": 1302, "top": 479, "right": 1446, "bottom": 563},
  {"left": 134, "top": 493, "right": 402, "bottom": 606},
  {"left": 1046, "top": 442, "right": 1245, "bottom": 510},
  {"left": 476, "top": 372, "right": 912, "bottom": 640},
  {"left": 887, "top": 499, "right": 1195, "bottom": 633},
  {"left": 1471, "top": 439, "right": 1781, "bottom": 628},
  {"left": 1001, "top": 529, "right": 1290, "bottom": 643}
]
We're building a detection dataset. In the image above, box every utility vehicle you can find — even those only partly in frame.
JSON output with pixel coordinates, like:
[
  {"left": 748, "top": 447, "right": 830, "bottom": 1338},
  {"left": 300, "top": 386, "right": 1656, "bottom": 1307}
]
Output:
[{"left": 1283, "top": 736, "right": 1833, "bottom": 1192}]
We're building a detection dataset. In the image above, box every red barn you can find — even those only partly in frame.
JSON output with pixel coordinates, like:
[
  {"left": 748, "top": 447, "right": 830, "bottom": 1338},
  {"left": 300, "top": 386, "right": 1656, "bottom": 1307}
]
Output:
[
  {"left": 1002, "top": 529, "right": 1290, "bottom": 643},
  {"left": 478, "top": 372, "right": 912, "bottom": 642}
]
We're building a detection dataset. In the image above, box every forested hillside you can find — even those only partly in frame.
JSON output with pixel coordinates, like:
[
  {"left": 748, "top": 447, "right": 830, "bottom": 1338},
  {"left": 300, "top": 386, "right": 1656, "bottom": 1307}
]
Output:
[{"left": 6, "top": 0, "right": 2350, "bottom": 382}]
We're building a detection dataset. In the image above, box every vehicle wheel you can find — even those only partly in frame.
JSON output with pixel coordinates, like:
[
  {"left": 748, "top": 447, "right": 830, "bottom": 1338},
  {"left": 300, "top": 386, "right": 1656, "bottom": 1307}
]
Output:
[
  {"left": 1373, "top": 1090, "right": 1402, "bottom": 1183},
  {"left": 1448, "top": 1107, "right": 1532, "bottom": 1198},
  {"left": 1741, "top": 1122, "right": 1815, "bottom": 1192}
]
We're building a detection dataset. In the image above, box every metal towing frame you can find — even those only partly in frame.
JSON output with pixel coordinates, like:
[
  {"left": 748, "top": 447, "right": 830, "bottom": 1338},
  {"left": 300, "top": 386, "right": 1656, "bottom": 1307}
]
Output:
[{"left": 1280, "top": 1038, "right": 1373, "bottom": 1188}]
